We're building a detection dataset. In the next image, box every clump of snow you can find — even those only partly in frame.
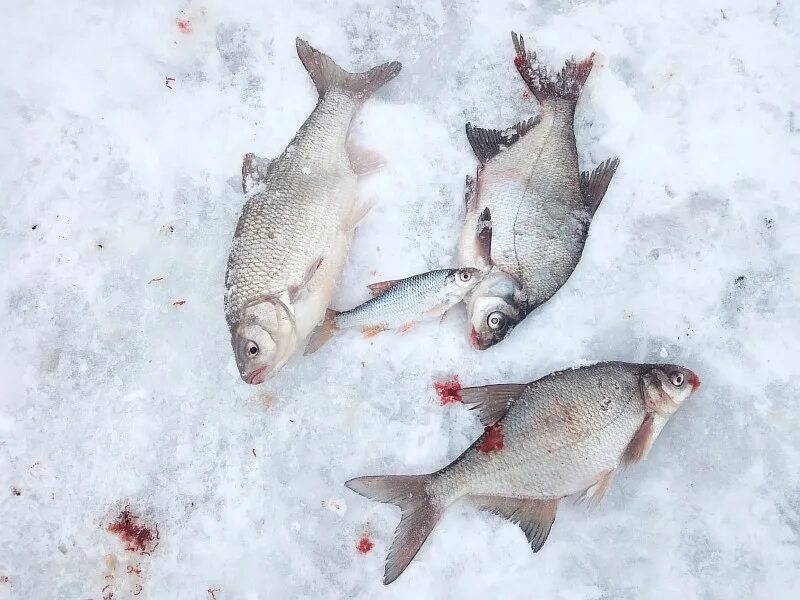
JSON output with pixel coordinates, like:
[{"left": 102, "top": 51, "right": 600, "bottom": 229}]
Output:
[{"left": 2, "top": 0, "right": 800, "bottom": 598}]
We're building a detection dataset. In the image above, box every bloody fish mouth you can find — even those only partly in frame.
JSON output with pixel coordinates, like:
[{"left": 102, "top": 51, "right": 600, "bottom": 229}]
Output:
[
  {"left": 469, "top": 328, "right": 488, "bottom": 350},
  {"left": 246, "top": 365, "right": 271, "bottom": 385},
  {"left": 689, "top": 372, "right": 701, "bottom": 391}
]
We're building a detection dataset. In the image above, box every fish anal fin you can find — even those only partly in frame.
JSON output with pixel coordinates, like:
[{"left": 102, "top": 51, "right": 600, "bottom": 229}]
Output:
[
  {"left": 348, "top": 144, "right": 386, "bottom": 176},
  {"left": 470, "top": 495, "right": 558, "bottom": 553},
  {"left": 580, "top": 157, "right": 620, "bottom": 215},
  {"left": 622, "top": 413, "right": 655, "bottom": 466},
  {"left": 242, "top": 153, "right": 272, "bottom": 193},
  {"left": 345, "top": 474, "right": 441, "bottom": 585},
  {"left": 289, "top": 256, "right": 324, "bottom": 302},
  {"left": 465, "top": 117, "right": 540, "bottom": 164},
  {"left": 459, "top": 383, "right": 527, "bottom": 426},
  {"left": 367, "top": 279, "right": 399, "bottom": 298},
  {"left": 512, "top": 31, "right": 594, "bottom": 103},
  {"left": 577, "top": 469, "right": 616, "bottom": 507},
  {"left": 362, "top": 324, "right": 387, "bottom": 338},
  {"left": 304, "top": 308, "right": 340, "bottom": 355}
]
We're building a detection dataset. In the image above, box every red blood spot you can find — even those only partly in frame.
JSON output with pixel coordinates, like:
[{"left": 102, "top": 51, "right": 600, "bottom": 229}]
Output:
[
  {"left": 356, "top": 535, "right": 374, "bottom": 554},
  {"left": 176, "top": 19, "right": 192, "bottom": 34},
  {"left": 434, "top": 375, "right": 461, "bottom": 405},
  {"left": 513, "top": 55, "right": 523, "bottom": 68},
  {"left": 107, "top": 507, "right": 159, "bottom": 554},
  {"left": 0, "top": 575, "right": 9, "bottom": 583},
  {"left": 477, "top": 423, "right": 504, "bottom": 453},
  {"left": 165, "top": 77, "right": 175, "bottom": 89},
  {"left": 522, "top": 90, "right": 530, "bottom": 100},
  {"left": 173, "top": 300, "right": 186, "bottom": 307},
  {"left": 126, "top": 565, "right": 142, "bottom": 577}
]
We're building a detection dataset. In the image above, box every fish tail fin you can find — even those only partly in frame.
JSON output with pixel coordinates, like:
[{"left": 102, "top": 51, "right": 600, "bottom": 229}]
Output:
[
  {"left": 511, "top": 31, "right": 594, "bottom": 103},
  {"left": 345, "top": 474, "right": 443, "bottom": 584},
  {"left": 296, "top": 38, "right": 402, "bottom": 102},
  {"left": 303, "top": 309, "right": 340, "bottom": 355}
]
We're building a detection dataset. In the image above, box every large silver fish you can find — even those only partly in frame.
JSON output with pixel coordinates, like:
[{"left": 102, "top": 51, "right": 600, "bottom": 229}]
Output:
[
  {"left": 459, "top": 32, "right": 620, "bottom": 349},
  {"left": 305, "top": 267, "right": 483, "bottom": 352},
  {"left": 225, "top": 39, "right": 401, "bottom": 384},
  {"left": 346, "top": 361, "right": 701, "bottom": 584}
]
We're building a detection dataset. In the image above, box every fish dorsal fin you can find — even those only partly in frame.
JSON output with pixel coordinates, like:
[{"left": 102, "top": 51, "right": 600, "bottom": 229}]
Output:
[
  {"left": 580, "top": 157, "right": 620, "bottom": 215},
  {"left": 469, "top": 495, "right": 558, "bottom": 553},
  {"left": 476, "top": 207, "right": 493, "bottom": 267},
  {"left": 242, "top": 153, "right": 273, "bottom": 193},
  {"left": 367, "top": 279, "right": 399, "bottom": 297},
  {"left": 465, "top": 117, "right": 540, "bottom": 164},
  {"left": 459, "top": 383, "right": 527, "bottom": 426},
  {"left": 621, "top": 413, "right": 655, "bottom": 466}
]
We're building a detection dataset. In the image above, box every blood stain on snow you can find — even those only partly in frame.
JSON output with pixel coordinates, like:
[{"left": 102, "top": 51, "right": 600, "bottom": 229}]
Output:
[
  {"left": 356, "top": 535, "right": 374, "bottom": 554},
  {"left": 176, "top": 19, "right": 192, "bottom": 34},
  {"left": 434, "top": 375, "right": 461, "bottom": 405},
  {"left": 173, "top": 300, "right": 186, "bottom": 307},
  {"left": 208, "top": 589, "right": 220, "bottom": 600},
  {"left": 522, "top": 90, "right": 530, "bottom": 100},
  {"left": 477, "top": 423, "right": 504, "bottom": 453},
  {"left": 0, "top": 575, "right": 9, "bottom": 583},
  {"left": 107, "top": 507, "right": 159, "bottom": 554}
]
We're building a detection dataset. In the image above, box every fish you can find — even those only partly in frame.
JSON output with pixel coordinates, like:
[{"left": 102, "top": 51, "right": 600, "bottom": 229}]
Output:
[
  {"left": 459, "top": 32, "right": 620, "bottom": 350},
  {"left": 304, "top": 267, "right": 484, "bottom": 352},
  {"left": 224, "top": 38, "right": 402, "bottom": 384},
  {"left": 346, "top": 361, "right": 700, "bottom": 584}
]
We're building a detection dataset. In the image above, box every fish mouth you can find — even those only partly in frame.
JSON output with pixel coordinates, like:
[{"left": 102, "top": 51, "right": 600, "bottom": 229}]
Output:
[
  {"left": 688, "top": 371, "right": 701, "bottom": 391},
  {"left": 246, "top": 366, "right": 271, "bottom": 385},
  {"left": 469, "top": 328, "right": 487, "bottom": 351}
]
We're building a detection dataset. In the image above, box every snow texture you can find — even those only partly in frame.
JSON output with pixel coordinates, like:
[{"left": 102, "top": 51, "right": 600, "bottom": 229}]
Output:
[{"left": 1, "top": 0, "right": 800, "bottom": 598}]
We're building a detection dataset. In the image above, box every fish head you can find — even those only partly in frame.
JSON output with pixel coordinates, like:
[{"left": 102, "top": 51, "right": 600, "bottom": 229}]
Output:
[
  {"left": 441, "top": 267, "right": 484, "bottom": 300},
  {"left": 465, "top": 270, "right": 526, "bottom": 350},
  {"left": 640, "top": 365, "right": 701, "bottom": 414},
  {"left": 231, "top": 296, "right": 298, "bottom": 384}
]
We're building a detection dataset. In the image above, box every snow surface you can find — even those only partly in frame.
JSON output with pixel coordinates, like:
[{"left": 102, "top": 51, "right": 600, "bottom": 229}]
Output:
[{"left": 2, "top": 0, "right": 800, "bottom": 598}]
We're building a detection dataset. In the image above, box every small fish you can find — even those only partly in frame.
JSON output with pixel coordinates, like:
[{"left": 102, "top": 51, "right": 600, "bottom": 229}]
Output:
[
  {"left": 224, "top": 39, "right": 402, "bottom": 384},
  {"left": 459, "top": 32, "right": 620, "bottom": 349},
  {"left": 346, "top": 362, "right": 700, "bottom": 584},
  {"left": 305, "top": 268, "right": 483, "bottom": 353}
]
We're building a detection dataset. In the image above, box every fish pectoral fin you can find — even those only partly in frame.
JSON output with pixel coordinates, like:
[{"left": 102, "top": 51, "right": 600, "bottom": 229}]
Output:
[
  {"left": 241, "top": 153, "right": 272, "bottom": 193},
  {"left": 361, "top": 324, "right": 387, "bottom": 338},
  {"left": 621, "top": 413, "right": 655, "bottom": 467},
  {"left": 459, "top": 383, "right": 526, "bottom": 426},
  {"left": 348, "top": 144, "right": 386, "bottom": 176},
  {"left": 580, "top": 157, "right": 620, "bottom": 215},
  {"left": 304, "top": 308, "right": 340, "bottom": 355},
  {"left": 423, "top": 304, "right": 449, "bottom": 319},
  {"left": 465, "top": 117, "right": 540, "bottom": 164},
  {"left": 470, "top": 495, "right": 558, "bottom": 553},
  {"left": 345, "top": 198, "right": 375, "bottom": 231},
  {"left": 396, "top": 321, "right": 417, "bottom": 334},
  {"left": 576, "top": 469, "right": 616, "bottom": 508},
  {"left": 289, "top": 256, "right": 324, "bottom": 302},
  {"left": 345, "top": 474, "right": 441, "bottom": 585},
  {"left": 476, "top": 207, "right": 493, "bottom": 267},
  {"left": 367, "top": 279, "right": 400, "bottom": 298}
]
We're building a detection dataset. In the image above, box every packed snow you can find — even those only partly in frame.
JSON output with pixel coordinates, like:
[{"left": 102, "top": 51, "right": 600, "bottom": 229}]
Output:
[{"left": 2, "top": 0, "right": 800, "bottom": 598}]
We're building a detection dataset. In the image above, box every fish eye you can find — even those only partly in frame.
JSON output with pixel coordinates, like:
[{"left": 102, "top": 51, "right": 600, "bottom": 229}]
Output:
[
  {"left": 670, "top": 372, "right": 684, "bottom": 386},
  {"left": 487, "top": 312, "right": 506, "bottom": 331},
  {"left": 246, "top": 341, "right": 259, "bottom": 357},
  {"left": 459, "top": 271, "right": 472, "bottom": 282}
]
